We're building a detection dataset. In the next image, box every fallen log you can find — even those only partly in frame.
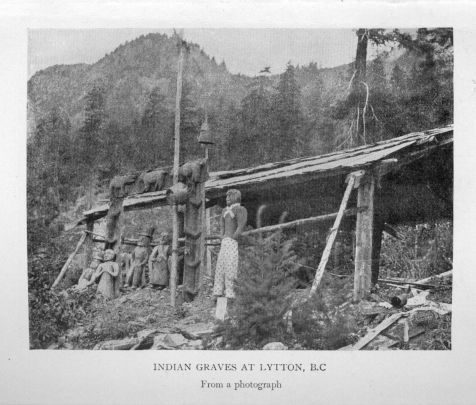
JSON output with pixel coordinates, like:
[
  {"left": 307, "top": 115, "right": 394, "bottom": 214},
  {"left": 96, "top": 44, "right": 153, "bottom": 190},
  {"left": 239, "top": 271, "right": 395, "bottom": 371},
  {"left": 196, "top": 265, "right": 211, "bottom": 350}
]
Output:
[
  {"left": 378, "top": 278, "right": 436, "bottom": 290},
  {"left": 416, "top": 270, "right": 453, "bottom": 284}
]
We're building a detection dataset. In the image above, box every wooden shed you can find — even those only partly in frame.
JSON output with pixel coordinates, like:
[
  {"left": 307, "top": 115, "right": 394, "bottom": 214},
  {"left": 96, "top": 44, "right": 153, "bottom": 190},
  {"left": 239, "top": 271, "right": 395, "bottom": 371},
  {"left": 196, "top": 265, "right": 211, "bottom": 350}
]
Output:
[{"left": 75, "top": 124, "right": 453, "bottom": 299}]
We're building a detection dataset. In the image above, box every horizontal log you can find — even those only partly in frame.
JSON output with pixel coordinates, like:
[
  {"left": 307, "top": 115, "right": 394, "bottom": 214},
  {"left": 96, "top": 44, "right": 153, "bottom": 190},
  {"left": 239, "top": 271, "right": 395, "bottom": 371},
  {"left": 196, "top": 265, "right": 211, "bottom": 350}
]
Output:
[
  {"left": 416, "top": 270, "right": 453, "bottom": 284},
  {"left": 242, "top": 208, "right": 360, "bottom": 237},
  {"left": 378, "top": 278, "right": 436, "bottom": 290}
]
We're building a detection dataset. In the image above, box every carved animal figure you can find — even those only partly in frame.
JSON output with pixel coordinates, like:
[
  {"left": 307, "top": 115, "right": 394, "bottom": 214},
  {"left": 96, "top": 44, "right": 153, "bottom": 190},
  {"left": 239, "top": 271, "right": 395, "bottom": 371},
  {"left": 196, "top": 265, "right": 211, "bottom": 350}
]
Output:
[
  {"left": 137, "top": 169, "right": 169, "bottom": 193},
  {"left": 109, "top": 173, "right": 137, "bottom": 199},
  {"left": 178, "top": 159, "right": 208, "bottom": 184}
]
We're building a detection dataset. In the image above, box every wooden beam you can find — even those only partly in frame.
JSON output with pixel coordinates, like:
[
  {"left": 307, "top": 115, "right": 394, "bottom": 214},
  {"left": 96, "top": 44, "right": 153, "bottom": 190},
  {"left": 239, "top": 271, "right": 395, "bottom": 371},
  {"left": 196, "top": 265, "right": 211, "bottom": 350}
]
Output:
[
  {"left": 309, "top": 171, "right": 363, "bottom": 297},
  {"left": 242, "top": 208, "right": 359, "bottom": 237},
  {"left": 52, "top": 232, "right": 87, "bottom": 288},
  {"left": 354, "top": 174, "right": 375, "bottom": 301}
]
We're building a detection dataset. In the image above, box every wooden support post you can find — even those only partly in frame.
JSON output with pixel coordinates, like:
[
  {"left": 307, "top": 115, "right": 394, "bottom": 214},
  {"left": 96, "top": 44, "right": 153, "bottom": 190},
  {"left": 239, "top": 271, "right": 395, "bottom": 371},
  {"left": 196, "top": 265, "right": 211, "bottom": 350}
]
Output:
[
  {"left": 52, "top": 232, "right": 87, "bottom": 289},
  {"left": 206, "top": 209, "right": 213, "bottom": 278},
  {"left": 170, "top": 38, "right": 185, "bottom": 307},
  {"left": 105, "top": 196, "right": 124, "bottom": 251},
  {"left": 84, "top": 219, "right": 94, "bottom": 268},
  {"left": 309, "top": 171, "right": 363, "bottom": 297},
  {"left": 371, "top": 214, "right": 384, "bottom": 286},
  {"left": 353, "top": 174, "right": 375, "bottom": 301}
]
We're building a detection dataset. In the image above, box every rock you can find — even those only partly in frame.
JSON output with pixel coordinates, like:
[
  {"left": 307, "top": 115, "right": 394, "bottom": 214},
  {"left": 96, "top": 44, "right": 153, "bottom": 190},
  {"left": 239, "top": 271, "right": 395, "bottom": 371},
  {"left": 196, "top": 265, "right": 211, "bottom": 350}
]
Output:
[
  {"left": 369, "top": 293, "right": 381, "bottom": 302},
  {"left": 262, "top": 342, "right": 288, "bottom": 350},
  {"left": 359, "top": 301, "right": 385, "bottom": 316},
  {"left": 182, "top": 340, "right": 204, "bottom": 350},
  {"left": 177, "top": 322, "right": 214, "bottom": 339},
  {"left": 137, "top": 329, "right": 158, "bottom": 340},
  {"left": 117, "top": 296, "right": 129, "bottom": 304},
  {"left": 164, "top": 333, "right": 188, "bottom": 348},
  {"left": 66, "top": 326, "right": 87, "bottom": 341},
  {"left": 93, "top": 337, "right": 139, "bottom": 350},
  {"left": 151, "top": 334, "right": 174, "bottom": 350}
]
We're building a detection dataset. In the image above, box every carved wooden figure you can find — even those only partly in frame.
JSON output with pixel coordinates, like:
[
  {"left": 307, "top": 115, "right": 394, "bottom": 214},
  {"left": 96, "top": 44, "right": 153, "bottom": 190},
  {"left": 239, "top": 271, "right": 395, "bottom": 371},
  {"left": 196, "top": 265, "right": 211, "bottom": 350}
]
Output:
[
  {"left": 181, "top": 158, "right": 209, "bottom": 301},
  {"left": 126, "top": 229, "right": 153, "bottom": 289},
  {"left": 89, "top": 249, "right": 120, "bottom": 299},
  {"left": 109, "top": 173, "right": 137, "bottom": 199},
  {"left": 148, "top": 232, "right": 171, "bottom": 289},
  {"left": 76, "top": 250, "right": 104, "bottom": 291},
  {"left": 138, "top": 169, "right": 169, "bottom": 193},
  {"left": 117, "top": 251, "right": 132, "bottom": 287}
]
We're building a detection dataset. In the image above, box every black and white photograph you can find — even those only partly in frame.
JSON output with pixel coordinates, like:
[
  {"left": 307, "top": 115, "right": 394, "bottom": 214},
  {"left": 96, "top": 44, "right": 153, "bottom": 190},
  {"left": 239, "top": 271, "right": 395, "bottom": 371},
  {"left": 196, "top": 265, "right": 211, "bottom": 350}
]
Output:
[
  {"left": 3, "top": 1, "right": 476, "bottom": 404},
  {"left": 27, "top": 27, "right": 453, "bottom": 351}
]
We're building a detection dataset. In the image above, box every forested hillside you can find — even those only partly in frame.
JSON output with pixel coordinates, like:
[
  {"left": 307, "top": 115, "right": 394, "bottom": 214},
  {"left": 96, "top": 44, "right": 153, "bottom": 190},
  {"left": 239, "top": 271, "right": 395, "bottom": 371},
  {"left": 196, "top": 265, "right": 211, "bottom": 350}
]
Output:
[{"left": 27, "top": 29, "right": 453, "bottom": 237}]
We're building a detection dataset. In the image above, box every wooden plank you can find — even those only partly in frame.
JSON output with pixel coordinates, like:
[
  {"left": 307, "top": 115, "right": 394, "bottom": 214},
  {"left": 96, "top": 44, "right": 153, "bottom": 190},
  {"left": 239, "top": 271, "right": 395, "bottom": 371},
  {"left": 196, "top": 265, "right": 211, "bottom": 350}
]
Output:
[
  {"left": 354, "top": 174, "right": 375, "bottom": 301},
  {"left": 309, "top": 171, "right": 362, "bottom": 297},
  {"left": 52, "top": 232, "right": 87, "bottom": 288},
  {"left": 344, "top": 312, "right": 405, "bottom": 350}
]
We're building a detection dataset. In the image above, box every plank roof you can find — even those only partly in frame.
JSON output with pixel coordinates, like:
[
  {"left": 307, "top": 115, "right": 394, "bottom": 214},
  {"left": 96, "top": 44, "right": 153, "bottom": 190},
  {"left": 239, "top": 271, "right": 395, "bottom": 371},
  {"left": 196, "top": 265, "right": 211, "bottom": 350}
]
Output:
[{"left": 77, "top": 125, "right": 453, "bottom": 225}]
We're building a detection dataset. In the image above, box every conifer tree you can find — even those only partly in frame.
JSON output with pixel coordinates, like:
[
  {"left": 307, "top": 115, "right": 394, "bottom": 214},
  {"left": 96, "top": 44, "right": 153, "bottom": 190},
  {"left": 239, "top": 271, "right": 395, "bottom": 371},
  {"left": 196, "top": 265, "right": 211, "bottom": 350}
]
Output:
[
  {"left": 273, "top": 63, "right": 303, "bottom": 159},
  {"left": 222, "top": 232, "right": 299, "bottom": 347}
]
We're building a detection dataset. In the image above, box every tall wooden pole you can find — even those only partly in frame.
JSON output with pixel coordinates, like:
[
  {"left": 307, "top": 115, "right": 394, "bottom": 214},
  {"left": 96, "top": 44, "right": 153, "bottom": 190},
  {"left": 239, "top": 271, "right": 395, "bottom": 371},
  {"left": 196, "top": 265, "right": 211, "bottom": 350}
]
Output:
[{"left": 170, "top": 39, "right": 185, "bottom": 307}]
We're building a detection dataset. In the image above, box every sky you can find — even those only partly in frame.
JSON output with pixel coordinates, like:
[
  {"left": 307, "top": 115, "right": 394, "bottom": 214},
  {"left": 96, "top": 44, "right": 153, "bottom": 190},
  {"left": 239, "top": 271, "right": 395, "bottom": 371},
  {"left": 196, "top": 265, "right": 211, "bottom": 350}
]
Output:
[{"left": 27, "top": 28, "right": 386, "bottom": 78}]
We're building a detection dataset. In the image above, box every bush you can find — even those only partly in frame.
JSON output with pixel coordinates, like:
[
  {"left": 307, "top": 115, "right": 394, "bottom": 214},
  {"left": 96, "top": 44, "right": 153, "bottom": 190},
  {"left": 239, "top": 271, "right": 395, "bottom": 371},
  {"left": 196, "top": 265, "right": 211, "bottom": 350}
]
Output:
[
  {"left": 292, "top": 292, "right": 357, "bottom": 350},
  {"left": 28, "top": 245, "right": 94, "bottom": 349},
  {"left": 380, "top": 220, "right": 452, "bottom": 280},
  {"left": 220, "top": 232, "right": 299, "bottom": 348}
]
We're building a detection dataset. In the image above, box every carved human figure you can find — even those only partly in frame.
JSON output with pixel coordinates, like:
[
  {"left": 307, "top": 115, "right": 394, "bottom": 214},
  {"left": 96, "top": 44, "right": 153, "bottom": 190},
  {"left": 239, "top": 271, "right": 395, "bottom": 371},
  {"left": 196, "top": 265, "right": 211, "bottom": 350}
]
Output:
[
  {"left": 126, "top": 236, "right": 150, "bottom": 289},
  {"left": 117, "top": 251, "right": 132, "bottom": 287},
  {"left": 213, "top": 189, "right": 248, "bottom": 299},
  {"left": 89, "top": 249, "right": 120, "bottom": 299},
  {"left": 148, "top": 232, "right": 171, "bottom": 289},
  {"left": 76, "top": 250, "right": 104, "bottom": 291}
]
